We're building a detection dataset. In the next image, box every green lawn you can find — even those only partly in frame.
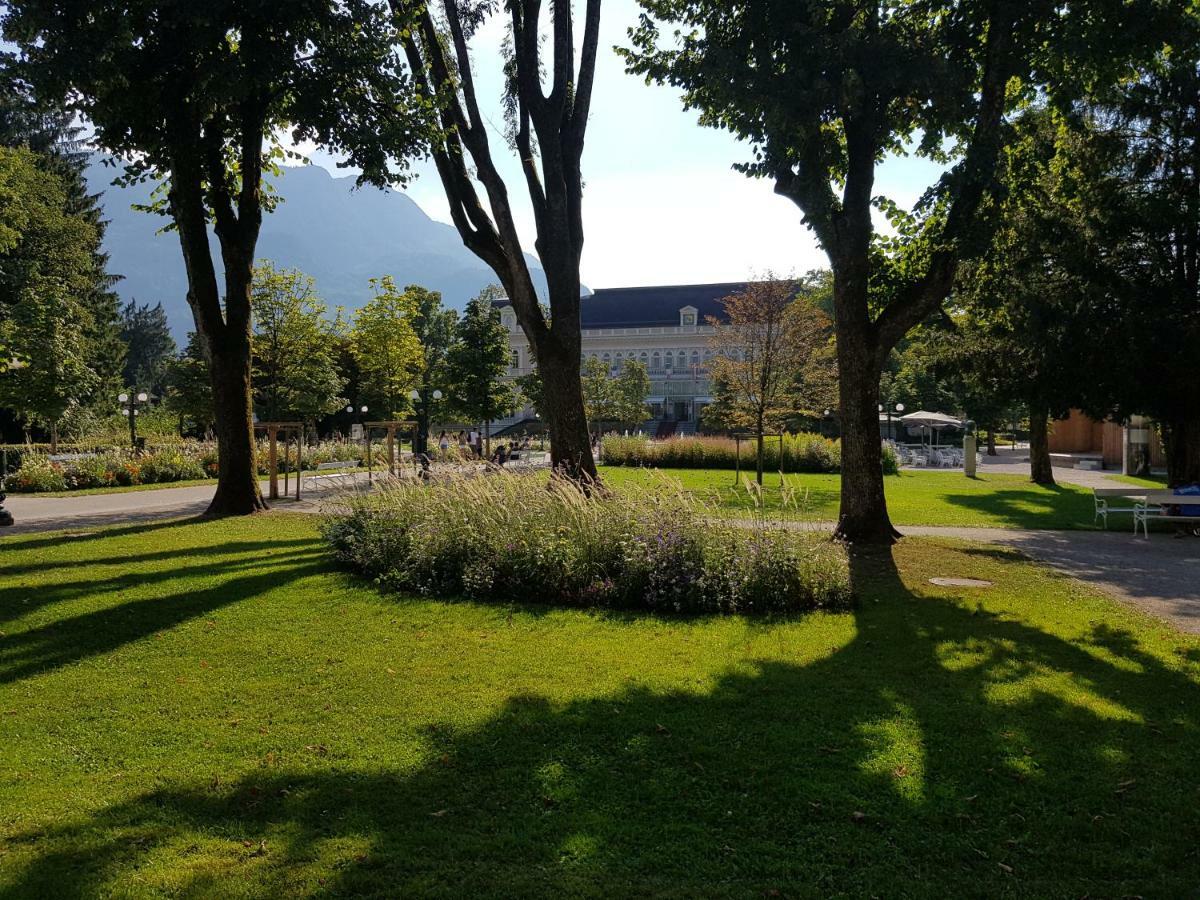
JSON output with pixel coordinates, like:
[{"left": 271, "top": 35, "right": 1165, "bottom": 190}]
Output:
[
  {"left": 600, "top": 466, "right": 1101, "bottom": 530},
  {"left": 1, "top": 515, "right": 1197, "bottom": 896}
]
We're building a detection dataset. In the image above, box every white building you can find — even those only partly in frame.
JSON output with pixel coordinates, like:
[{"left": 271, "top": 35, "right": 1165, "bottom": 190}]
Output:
[{"left": 495, "top": 283, "right": 745, "bottom": 436}]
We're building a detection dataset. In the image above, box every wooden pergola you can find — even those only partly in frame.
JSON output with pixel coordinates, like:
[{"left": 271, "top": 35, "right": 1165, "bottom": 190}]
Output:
[
  {"left": 363, "top": 420, "right": 418, "bottom": 480},
  {"left": 254, "top": 421, "right": 303, "bottom": 500}
]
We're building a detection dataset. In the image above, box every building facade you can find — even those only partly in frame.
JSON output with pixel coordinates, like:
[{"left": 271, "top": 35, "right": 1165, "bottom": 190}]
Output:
[{"left": 495, "top": 283, "right": 743, "bottom": 435}]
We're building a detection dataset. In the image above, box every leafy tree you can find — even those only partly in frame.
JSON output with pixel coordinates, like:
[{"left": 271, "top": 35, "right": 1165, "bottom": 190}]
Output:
[
  {"left": 623, "top": 0, "right": 1177, "bottom": 541},
  {"left": 250, "top": 262, "right": 345, "bottom": 428},
  {"left": 4, "top": 0, "right": 433, "bottom": 513},
  {"left": 120, "top": 300, "right": 176, "bottom": 398},
  {"left": 707, "top": 280, "right": 831, "bottom": 485},
  {"left": 446, "top": 292, "right": 514, "bottom": 456},
  {"left": 407, "top": 286, "right": 457, "bottom": 458},
  {"left": 350, "top": 277, "right": 422, "bottom": 420},
  {"left": 1064, "top": 47, "right": 1200, "bottom": 485},
  {"left": 0, "top": 73, "right": 125, "bottom": 415},
  {"left": 164, "top": 332, "right": 215, "bottom": 437},
  {"left": 0, "top": 145, "right": 100, "bottom": 449},
  {"left": 395, "top": 0, "right": 602, "bottom": 483},
  {"left": 581, "top": 357, "right": 652, "bottom": 433}
]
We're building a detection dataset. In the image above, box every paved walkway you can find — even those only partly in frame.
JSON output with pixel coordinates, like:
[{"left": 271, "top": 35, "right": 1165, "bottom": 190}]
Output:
[
  {"left": 4, "top": 463, "right": 1196, "bottom": 635},
  {"left": 0, "top": 480, "right": 326, "bottom": 536}
]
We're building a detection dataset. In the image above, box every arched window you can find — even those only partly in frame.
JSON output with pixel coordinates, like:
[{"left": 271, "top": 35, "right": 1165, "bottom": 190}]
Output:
[
  {"left": 691, "top": 350, "right": 701, "bottom": 368},
  {"left": 676, "top": 350, "right": 686, "bottom": 370},
  {"left": 651, "top": 351, "right": 661, "bottom": 370},
  {"left": 640, "top": 351, "right": 648, "bottom": 365},
  {"left": 510, "top": 349, "right": 520, "bottom": 370}
]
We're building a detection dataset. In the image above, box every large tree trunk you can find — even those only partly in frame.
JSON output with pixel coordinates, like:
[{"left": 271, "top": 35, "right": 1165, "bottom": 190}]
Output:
[
  {"left": 831, "top": 269, "right": 897, "bottom": 544},
  {"left": 207, "top": 338, "right": 266, "bottom": 516},
  {"left": 534, "top": 335, "right": 597, "bottom": 483},
  {"left": 1028, "top": 405, "right": 1055, "bottom": 486},
  {"left": 1162, "top": 418, "right": 1200, "bottom": 487},
  {"left": 986, "top": 430, "right": 997, "bottom": 455}
]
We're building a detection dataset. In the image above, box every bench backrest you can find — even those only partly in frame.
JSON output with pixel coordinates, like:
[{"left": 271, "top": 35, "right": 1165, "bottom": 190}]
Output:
[
  {"left": 316, "top": 460, "right": 360, "bottom": 471},
  {"left": 1093, "top": 487, "right": 1150, "bottom": 498},
  {"left": 48, "top": 452, "right": 97, "bottom": 462},
  {"left": 1144, "top": 490, "right": 1200, "bottom": 505}
]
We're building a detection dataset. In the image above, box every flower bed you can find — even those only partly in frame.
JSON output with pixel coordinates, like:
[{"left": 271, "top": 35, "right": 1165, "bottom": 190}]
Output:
[
  {"left": 600, "top": 432, "right": 898, "bottom": 475},
  {"left": 321, "top": 471, "right": 852, "bottom": 615}
]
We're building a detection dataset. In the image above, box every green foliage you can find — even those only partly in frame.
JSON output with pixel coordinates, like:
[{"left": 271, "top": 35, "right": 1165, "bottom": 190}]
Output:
[
  {"left": 119, "top": 301, "right": 175, "bottom": 397},
  {"left": 323, "top": 472, "right": 851, "bottom": 615},
  {"left": 0, "top": 145, "right": 105, "bottom": 436},
  {"left": 163, "top": 333, "right": 214, "bottom": 436},
  {"left": 350, "top": 277, "right": 423, "bottom": 419},
  {"left": 250, "top": 262, "right": 346, "bottom": 423},
  {"left": 446, "top": 290, "right": 514, "bottom": 428},
  {"left": 407, "top": 285, "right": 456, "bottom": 430},
  {"left": 581, "top": 357, "right": 651, "bottom": 429}
]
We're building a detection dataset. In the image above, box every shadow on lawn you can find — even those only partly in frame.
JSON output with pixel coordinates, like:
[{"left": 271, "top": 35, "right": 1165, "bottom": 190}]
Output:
[
  {"left": 939, "top": 484, "right": 1095, "bottom": 530},
  {"left": 0, "top": 545, "right": 328, "bottom": 683},
  {"left": 4, "top": 549, "right": 1199, "bottom": 897}
]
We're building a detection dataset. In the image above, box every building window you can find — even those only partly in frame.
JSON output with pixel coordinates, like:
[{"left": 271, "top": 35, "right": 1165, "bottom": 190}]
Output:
[
  {"left": 640, "top": 352, "right": 649, "bottom": 366},
  {"left": 651, "top": 351, "right": 661, "bottom": 370},
  {"left": 691, "top": 350, "right": 700, "bottom": 368},
  {"left": 676, "top": 350, "right": 686, "bottom": 370},
  {"left": 510, "top": 349, "right": 520, "bottom": 370}
]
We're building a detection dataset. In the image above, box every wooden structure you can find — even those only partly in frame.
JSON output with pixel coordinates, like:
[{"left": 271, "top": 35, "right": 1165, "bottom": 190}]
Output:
[
  {"left": 363, "top": 421, "right": 418, "bottom": 480},
  {"left": 254, "top": 422, "right": 303, "bottom": 500},
  {"left": 1049, "top": 410, "right": 1166, "bottom": 469},
  {"left": 731, "top": 432, "right": 786, "bottom": 485}
]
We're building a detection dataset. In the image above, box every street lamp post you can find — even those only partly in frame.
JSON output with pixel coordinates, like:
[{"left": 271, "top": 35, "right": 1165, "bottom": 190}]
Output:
[
  {"left": 409, "top": 388, "right": 442, "bottom": 477},
  {"left": 119, "top": 391, "right": 150, "bottom": 450}
]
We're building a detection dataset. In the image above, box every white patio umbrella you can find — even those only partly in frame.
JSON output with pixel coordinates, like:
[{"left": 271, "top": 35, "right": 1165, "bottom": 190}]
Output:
[{"left": 899, "top": 411, "right": 964, "bottom": 450}]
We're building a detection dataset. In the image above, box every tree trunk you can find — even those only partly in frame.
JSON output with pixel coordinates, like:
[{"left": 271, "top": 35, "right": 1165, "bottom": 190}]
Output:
[
  {"left": 535, "top": 337, "right": 598, "bottom": 483},
  {"left": 986, "top": 430, "right": 997, "bottom": 455},
  {"left": 49, "top": 422, "right": 58, "bottom": 455},
  {"left": 1162, "top": 418, "right": 1200, "bottom": 487},
  {"left": 1028, "top": 405, "right": 1055, "bottom": 486},
  {"left": 206, "top": 340, "right": 266, "bottom": 516},
  {"left": 831, "top": 269, "right": 897, "bottom": 543}
]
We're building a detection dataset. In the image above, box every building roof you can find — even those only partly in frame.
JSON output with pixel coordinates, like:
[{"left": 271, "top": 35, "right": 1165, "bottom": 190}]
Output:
[{"left": 494, "top": 282, "right": 749, "bottom": 329}]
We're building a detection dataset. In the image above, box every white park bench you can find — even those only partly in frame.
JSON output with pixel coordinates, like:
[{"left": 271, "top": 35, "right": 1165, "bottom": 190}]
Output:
[
  {"left": 1092, "top": 486, "right": 1151, "bottom": 529},
  {"left": 1133, "top": 490, "right": 1200, "bottom": 537},
  {"left": 301, "top": 460, "right": 362, "bottom": 492},
  {"left": 48, "top": 452, "right": 96, "bottom": 463}
]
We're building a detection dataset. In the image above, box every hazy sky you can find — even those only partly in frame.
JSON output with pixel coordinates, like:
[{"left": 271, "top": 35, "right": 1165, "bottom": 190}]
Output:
[{"left": 298, "top": 0, "right": 946, "bottom": 291}]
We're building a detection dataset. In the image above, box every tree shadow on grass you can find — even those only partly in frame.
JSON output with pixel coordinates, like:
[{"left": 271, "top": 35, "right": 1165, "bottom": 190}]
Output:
[
  {"left": 4, "top": 547, "right": 1198, "bottom": 897},
  {"left": 0, "top": 549, "right": 329, "bottom": 684},
  {"left": 938, "top": 485, "right": 1095, "bottom": 530}
]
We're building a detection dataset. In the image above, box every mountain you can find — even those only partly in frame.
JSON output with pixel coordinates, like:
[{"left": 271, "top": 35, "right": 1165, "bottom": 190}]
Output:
[{"left": 84, "top": 157, "right": 551, "bottom": 337}]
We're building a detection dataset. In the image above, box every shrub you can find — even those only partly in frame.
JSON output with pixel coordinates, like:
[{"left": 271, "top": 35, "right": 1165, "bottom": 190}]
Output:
[
  {"left": 602, "top": 432, "right": 901, "bottom": 476},
  {"left": 602, "top": 433, "right": 834, "bottom": 473},
  {"left": 321, "top": 471, "right": 852, "bottom": 615},
  {"left": 138, "top": 448, "right": 207, "bottom": 484},
  {"left": 7, "top": 456, "right": 66, "bottom": 492}
]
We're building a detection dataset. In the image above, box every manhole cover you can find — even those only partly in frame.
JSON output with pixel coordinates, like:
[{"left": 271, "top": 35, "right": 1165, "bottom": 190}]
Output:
[{"left": 929, "top": 577, "right": 993, "bottom": 588}]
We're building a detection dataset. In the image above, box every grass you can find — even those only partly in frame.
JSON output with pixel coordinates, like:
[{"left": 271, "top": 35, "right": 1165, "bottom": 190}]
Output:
[
  {"left": 0, "top": 515, "right": 1197, "bottom": 896},
  {"left": 600, "top": 466, "right": 1102, "bottom": 530},
  {"left": 1110, "top": 473, "right": 1169, "bottom": 488}
]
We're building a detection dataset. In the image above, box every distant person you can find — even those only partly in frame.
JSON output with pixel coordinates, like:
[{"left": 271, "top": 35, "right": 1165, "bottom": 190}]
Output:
[
  {"left": 456, "top": 431, "right": 468, "bottom": 456},
  {"left": 492, "top": 443, "right": 509, "bottom": 466},
  {"left": 469, "top": 429, "right": 481, "bottom": 457},
  {"left": 438, "top": 431, "right": 450, "bottom": 454}
]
